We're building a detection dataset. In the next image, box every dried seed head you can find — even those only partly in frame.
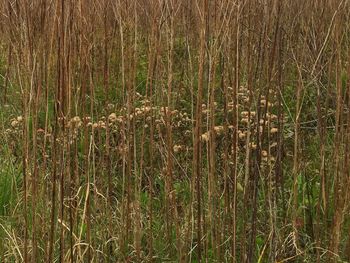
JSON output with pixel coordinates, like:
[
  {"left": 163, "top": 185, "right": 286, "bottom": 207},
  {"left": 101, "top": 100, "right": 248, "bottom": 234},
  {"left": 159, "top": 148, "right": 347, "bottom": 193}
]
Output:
[
  {"left": 37, "top": 128, "right": 45, "bottom": 134},
  {"left": 72, "top": 116, "right": 81, "bottom": 123},
  {"left": 200, "top": 132, "right": 210, "bottom": 142},
  {"left": 239, "top": 86, "right": 247, "bottom": 92},
  {"left": 238, "top": 131, "right": 246, "bottom": 139},
  {"left": 98, "top": 121, "right": 106, "bottom": 129},
  {"left": 269, "top": 114, "right": 278, "bottom": 120},
  {"left": 135, "top": 109, "right": 143, "bottom": 117},
  {"left": 241, "top": 118, "right": 249, "bottom": 124},
  {"left": 241, "top": 111, "right": 249, "bottom": 117},
  {"left": 173, "top": 145, "right": 182, "bottom": 153},
  {"left": 71, "top": 116, "right": 82, "bottom": 128},
  {"left": 108, "top": 113, "right": 117, "bottom": 123},
  {"left": 214, "top": 126, "right": 224, "bottom": 135},
  {"left": 249, "top": 142, "right": 257, "bottom": 150},
  {"left": 270, "top": 142, "right": 278, "bottom": 148},
  {"left": 11, "top": 120, "right": 19, "bottom": 128},
  {"left": 142, "top": 106, "right": 151, "bottom": 114},
  {"left": 107, "top": 103, "right": 114, "bottom": 110},
  {"left": 270, "top": 128, "right": 278, "bottom": 134}
]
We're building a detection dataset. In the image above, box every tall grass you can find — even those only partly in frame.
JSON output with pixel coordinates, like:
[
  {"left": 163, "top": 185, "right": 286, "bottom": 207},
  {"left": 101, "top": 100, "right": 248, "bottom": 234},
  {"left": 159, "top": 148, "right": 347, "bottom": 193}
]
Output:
[{"left": 1, "top": 0, "right": 350, "bottom": 262}]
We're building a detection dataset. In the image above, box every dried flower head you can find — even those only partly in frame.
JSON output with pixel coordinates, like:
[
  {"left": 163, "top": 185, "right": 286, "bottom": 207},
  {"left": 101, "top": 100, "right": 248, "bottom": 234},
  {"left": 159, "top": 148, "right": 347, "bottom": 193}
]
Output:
[
  {"left": 108, "top": 113, "right": 117, "bottom": 123},
  {"left": 270, "top": 128, "right": 278, "bottom": 134},
  {"left": 241, "top": 111, "right": 249, "bottom": 117},
  {"left": 249, "top": 142, "right": 257, "bottom": 150},
  {"left": 11, "top": 120, "right": 19, "bottom": 128},
  {"left": 241, "top": 118, "right": 249, "bottom": 124},
  {"left": 37, "top": 128, "right": 45, "bottom": 134},
  {"left": 214, "top": 126, "right": 224, "bottom": 135},
  {"left": 269, "top": 114, "right": 278, "bottom": 120},
  {"left": 200, "top": 132, "right": 210, "bottom": 142},
  {"left": 259, "top": 119, "right": 266, "bottom": 125},
  {"left": 71, "top": 116, "right": 82, "bottom": 128},
  {"left": 270, "top": 142, "right": 278, "bottom": 148},
  {"left": 173, "top": 145, "right": 183, "bottom": 153},
  {"left": 107, "top": 103, "right": 114, "bottom": 110},
  {"left": 238, "top": 131, "right": 246, "bottom": 139}
]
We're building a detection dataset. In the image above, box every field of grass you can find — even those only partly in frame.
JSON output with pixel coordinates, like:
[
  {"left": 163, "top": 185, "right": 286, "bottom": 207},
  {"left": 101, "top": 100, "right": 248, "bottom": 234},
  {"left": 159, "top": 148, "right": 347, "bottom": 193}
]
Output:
[{"left": 1, "top": 0, "right": 350, "bottom": 262}]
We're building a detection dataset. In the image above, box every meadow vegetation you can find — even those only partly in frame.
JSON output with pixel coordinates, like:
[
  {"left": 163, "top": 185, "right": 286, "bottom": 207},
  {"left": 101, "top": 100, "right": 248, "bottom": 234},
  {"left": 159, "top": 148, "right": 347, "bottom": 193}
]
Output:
[{"left": 0, "top": 0, "right": 350, "bottom": 262}]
